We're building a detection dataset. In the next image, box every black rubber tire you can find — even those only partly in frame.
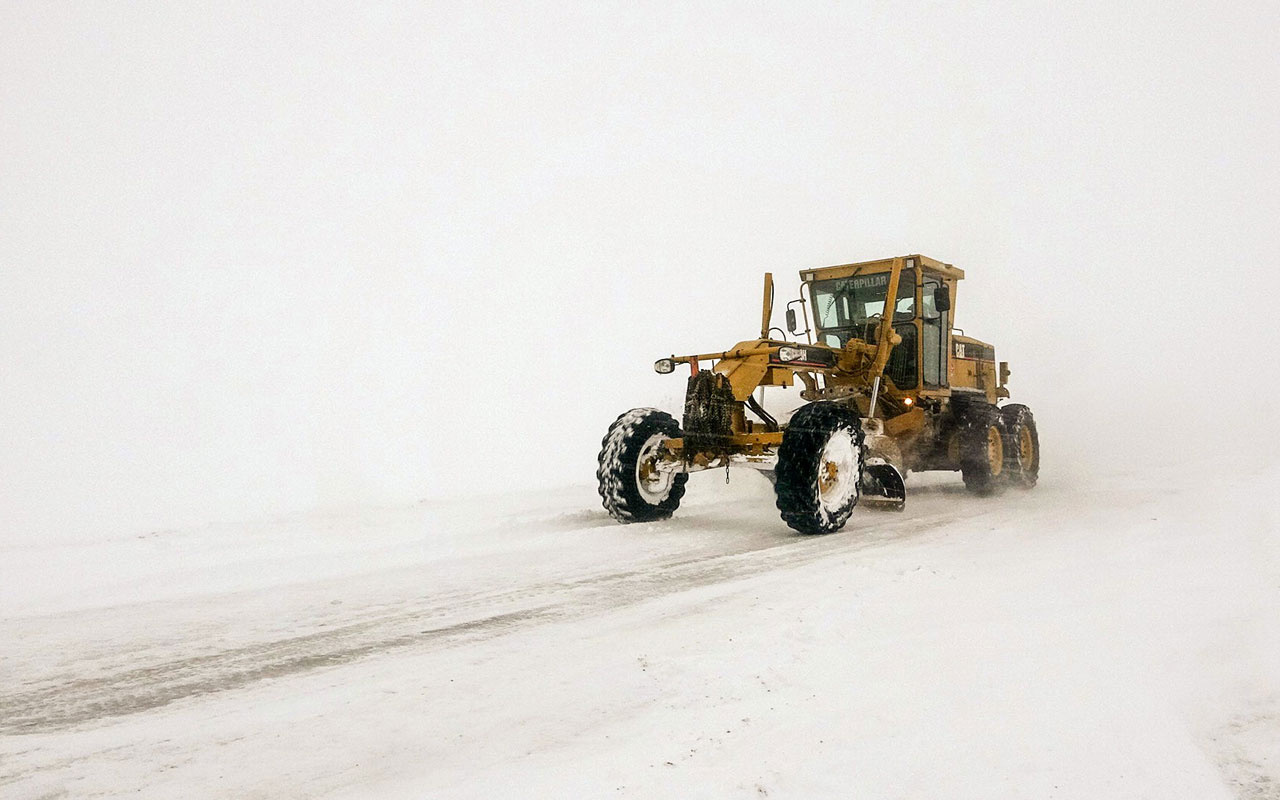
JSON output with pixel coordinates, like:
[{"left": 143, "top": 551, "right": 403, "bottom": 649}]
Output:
[
  {"left": 999, "top": 404, "right": 1040, "bottom": 489},
  {"left": 959, "top": 405, "right": 1007, "bottom": 496},
  {"left": 775, "top": 402, "right": 864, "bottom": 534},
  {"left": 597, "top": 408, "right": 688, "bottom": 523}
]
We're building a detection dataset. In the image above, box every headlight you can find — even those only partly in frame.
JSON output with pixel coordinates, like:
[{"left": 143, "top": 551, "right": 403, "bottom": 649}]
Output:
[
  {"left": 777, "top": 346, "right": 805, "bottom": 362},
  {"left": 654, "top": 358, "right": 675, "bottom": 374}
]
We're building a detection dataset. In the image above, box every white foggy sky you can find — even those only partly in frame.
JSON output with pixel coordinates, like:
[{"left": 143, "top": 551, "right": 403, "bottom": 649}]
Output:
[{"left": 3, "top": 2, "right": 1278, "bottom": 542}]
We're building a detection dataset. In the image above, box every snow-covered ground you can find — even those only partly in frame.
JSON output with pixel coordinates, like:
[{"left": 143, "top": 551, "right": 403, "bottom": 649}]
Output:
[{"left": 3, "top": 462, "right": 1278, "bottom": 799}]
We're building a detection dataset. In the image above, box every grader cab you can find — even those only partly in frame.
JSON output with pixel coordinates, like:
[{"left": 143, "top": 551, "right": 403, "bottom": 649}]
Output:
[{"left": 597, "top": 255, "right": 1040, "bottom": 534}]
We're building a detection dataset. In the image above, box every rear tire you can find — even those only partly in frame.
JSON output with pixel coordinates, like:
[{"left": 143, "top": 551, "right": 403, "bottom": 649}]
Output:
[
  {"left": 959, "top": 406, "right": 1007, "bottom": 496},
  {"left": 775, "top": 402, "right": 863, "bottom": 534},
  {"left": 598, "top": 408, "right": 688, "bottom": 523},
  {"left": 999, "top": 404, "right": 1040, "bottom": 489}
]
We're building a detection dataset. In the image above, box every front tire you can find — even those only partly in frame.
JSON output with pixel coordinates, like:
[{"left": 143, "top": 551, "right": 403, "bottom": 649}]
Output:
[
  {"left": 597, "top": 408, "right": 688, "bottom": 523},
  {"left": 775, "top": 402, "right": 864, "bottom": 534}
]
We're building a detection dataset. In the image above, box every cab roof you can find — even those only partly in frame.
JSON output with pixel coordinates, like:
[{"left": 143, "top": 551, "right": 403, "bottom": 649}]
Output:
[{"left": 799, "top": 254, "right": 965, "bottom": 283}]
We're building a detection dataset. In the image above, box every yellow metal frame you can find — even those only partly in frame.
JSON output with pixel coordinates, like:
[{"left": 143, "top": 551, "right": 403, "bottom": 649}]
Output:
[{"left": 653, "top": 253, "right": 1012, "bottom": 474}]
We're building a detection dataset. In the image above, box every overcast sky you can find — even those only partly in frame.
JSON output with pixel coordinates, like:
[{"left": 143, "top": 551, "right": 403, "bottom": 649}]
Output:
[{"left": 3, "top": 2, "right": 1278, "bottom": 542}]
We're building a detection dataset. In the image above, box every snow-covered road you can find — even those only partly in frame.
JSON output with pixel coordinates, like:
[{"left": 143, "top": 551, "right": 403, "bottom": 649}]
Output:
[{"left": 3, "top": 465, "right": 1278, "bottom": 799}]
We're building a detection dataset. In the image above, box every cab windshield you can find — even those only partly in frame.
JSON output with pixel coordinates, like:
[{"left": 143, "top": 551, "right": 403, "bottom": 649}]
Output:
[{"left": 811, "top": 269, "right": 915, "bottom": 347}]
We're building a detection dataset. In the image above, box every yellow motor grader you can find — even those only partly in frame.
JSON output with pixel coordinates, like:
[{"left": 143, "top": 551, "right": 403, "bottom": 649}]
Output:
[{"left": 597, "top": 254, "right": 1040, "bottom": 534}]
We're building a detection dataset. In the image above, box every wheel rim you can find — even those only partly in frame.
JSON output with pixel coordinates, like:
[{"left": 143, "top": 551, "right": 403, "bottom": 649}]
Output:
[
  {"left": 1019, "top": 426, "right": 1033, "bottom": 463},
  {"left": 635, "top": 433, "right": 675, "bottom": 504},
  {"left": 817, "top": 428, "right": 859, "bottom": 511},
  {"left": 987, "top": 426, "right": 1003, "bottom": 476}
]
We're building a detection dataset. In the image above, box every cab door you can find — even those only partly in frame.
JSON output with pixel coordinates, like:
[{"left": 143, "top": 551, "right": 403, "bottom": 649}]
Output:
[{"left": 921, "top": 276, "right": 949, "bottom": 388}]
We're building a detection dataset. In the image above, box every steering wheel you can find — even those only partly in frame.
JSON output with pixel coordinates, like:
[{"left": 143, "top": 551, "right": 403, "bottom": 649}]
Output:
[{"left": 860, "top": 313, "right": 882, "bottom": 343}]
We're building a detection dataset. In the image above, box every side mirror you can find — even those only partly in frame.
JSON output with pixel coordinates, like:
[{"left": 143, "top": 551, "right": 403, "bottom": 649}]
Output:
[
  {"left": 786, "top": 308, "right": 799, "bottom": 334},
  {"left": 934, "top": 286, "right": 951, "bottom": 312}
]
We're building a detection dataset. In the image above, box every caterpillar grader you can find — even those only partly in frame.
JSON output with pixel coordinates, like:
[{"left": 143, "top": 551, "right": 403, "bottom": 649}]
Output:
[{"left": 597, "top": 254, "right": 1040, "bottom": 534}]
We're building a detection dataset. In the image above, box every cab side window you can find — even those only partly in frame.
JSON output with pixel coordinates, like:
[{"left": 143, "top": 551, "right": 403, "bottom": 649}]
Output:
[{"left": 922, "top": 278, "right": 948, "bottom": 387}]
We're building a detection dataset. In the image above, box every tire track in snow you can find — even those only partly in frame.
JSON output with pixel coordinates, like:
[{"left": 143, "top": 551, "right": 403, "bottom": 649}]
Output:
[{"left": 0, "top": 502, "right": 973, "bottom": 736}]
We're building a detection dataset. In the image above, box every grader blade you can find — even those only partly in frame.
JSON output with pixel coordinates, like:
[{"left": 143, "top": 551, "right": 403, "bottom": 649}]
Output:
[{"left": 860, "top": 462, "right": 906, "bottom": 512}]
